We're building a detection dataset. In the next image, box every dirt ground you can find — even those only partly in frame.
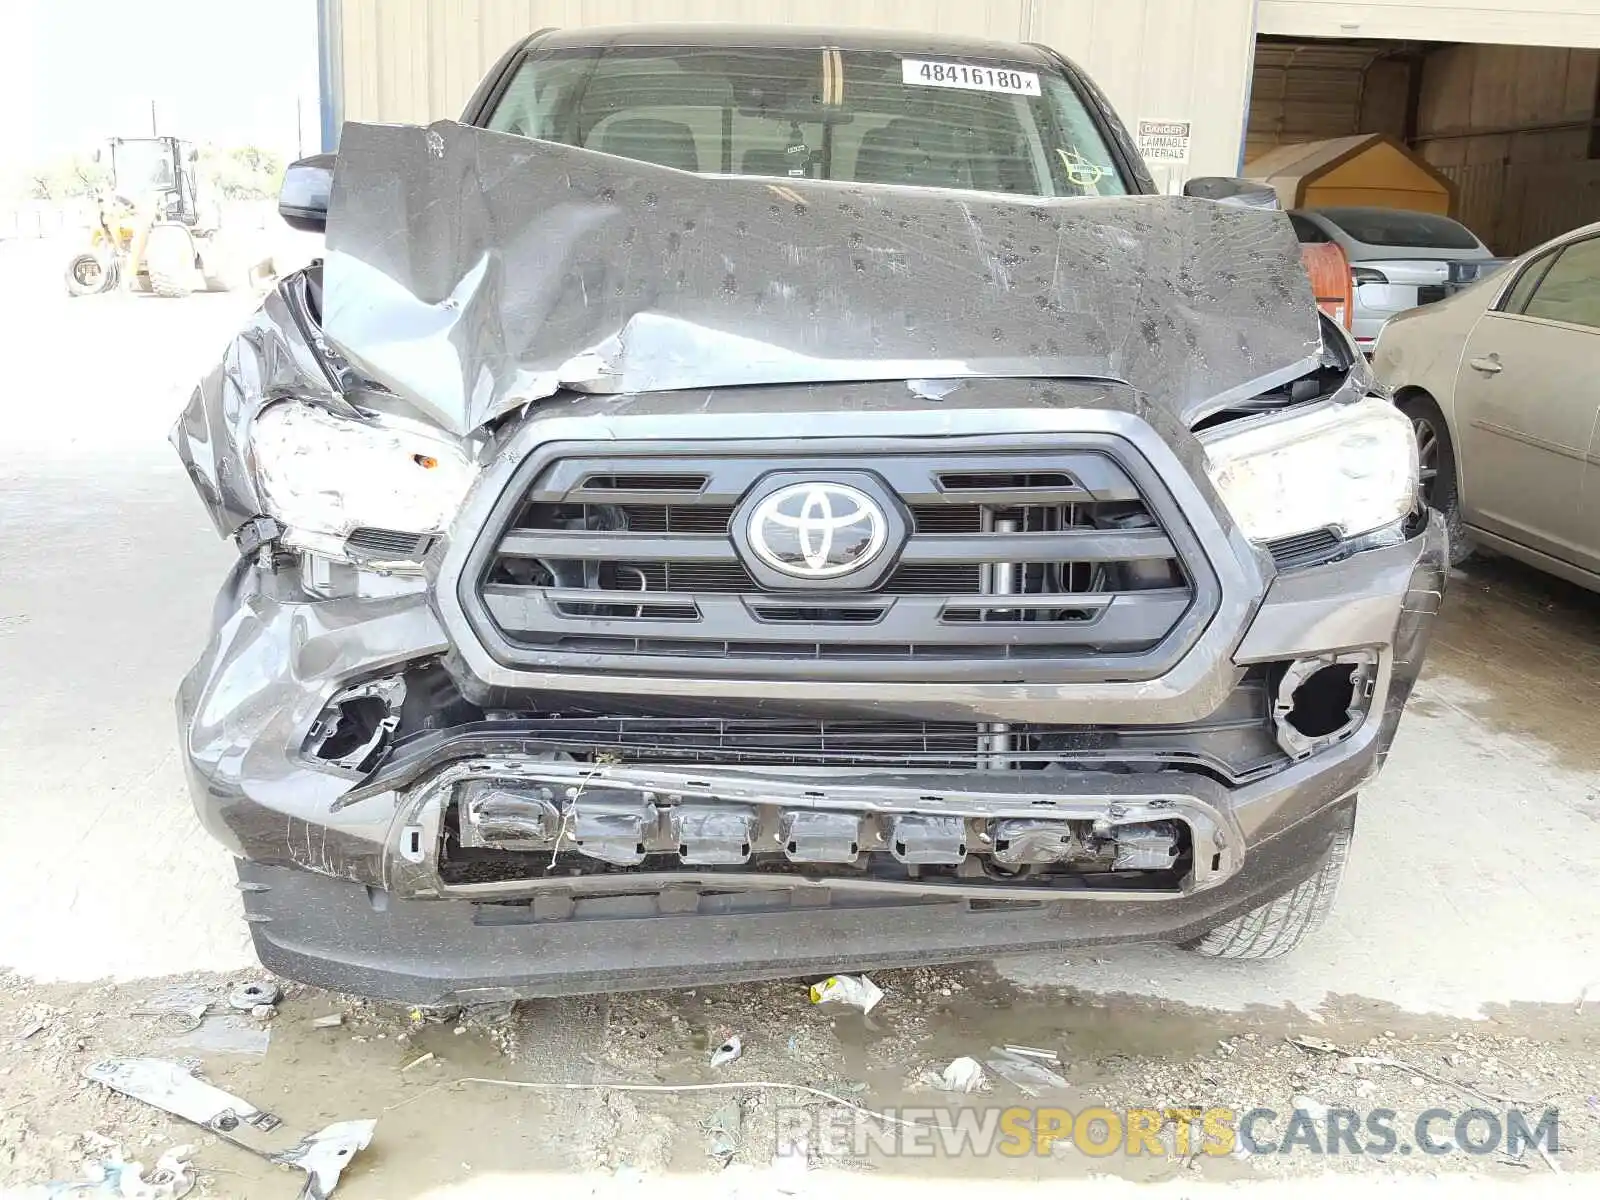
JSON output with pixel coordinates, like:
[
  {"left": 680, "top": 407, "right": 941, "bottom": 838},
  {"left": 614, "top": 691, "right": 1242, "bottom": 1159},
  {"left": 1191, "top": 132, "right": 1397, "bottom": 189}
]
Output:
[
  {"left": 3, "top": 963, "right": 1596, "bottom": 1196},
  {"left": 0, "top": 241, "right": 1597, "bottom": 1198}
]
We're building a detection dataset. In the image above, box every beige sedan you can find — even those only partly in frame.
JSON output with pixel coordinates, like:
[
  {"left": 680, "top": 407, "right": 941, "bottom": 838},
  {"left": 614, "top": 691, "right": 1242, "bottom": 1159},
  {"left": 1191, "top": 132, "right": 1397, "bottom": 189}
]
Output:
[{"left": 1372, "top": 220, "right": 1600, "bottom": 590}]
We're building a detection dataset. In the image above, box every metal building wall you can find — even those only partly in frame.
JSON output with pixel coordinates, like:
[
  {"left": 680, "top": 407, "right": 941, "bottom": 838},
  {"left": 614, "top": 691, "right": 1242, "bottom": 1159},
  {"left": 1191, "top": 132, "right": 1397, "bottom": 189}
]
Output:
[
  {"left": 1258, "top": 0, "right": 1600, "bottom": 49},
  {"left": 329, "top": 0, "right": 1259, "bottom": 177}
]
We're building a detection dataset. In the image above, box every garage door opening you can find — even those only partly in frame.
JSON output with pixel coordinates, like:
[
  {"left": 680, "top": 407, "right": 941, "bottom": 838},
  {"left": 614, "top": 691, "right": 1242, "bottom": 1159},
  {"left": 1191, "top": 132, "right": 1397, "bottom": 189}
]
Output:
[{"left": 1245, "top": 35, "right": 1600, "bottom": 257}]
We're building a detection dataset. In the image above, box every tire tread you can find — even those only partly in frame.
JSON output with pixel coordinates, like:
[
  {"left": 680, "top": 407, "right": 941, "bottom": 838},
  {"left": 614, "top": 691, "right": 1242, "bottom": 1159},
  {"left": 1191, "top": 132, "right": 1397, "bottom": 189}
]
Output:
[{"left": 1187, "top": 827, "right": 1351, "bottom": 960}]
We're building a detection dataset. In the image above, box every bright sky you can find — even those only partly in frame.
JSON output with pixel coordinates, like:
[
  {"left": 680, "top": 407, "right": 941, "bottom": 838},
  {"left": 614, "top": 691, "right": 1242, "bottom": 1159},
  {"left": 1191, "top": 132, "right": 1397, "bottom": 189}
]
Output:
[{"left": 2, "top": 0, "right": 321, "bottom": 169}]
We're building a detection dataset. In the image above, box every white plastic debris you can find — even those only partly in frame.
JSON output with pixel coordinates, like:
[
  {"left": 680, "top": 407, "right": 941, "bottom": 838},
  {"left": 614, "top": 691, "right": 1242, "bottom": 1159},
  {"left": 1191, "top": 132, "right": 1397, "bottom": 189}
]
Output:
[
  {"left": 808, "top": 975, "right": 884, "bottom": 1014},
  {"left": 311, "top": 1014, "right": 345, "bottom": 1029},
  {"left": 984, "top": 1046, "right": 1068, "bottom": 1095},
  {"left": 29, "top": 1142, "right": 194, "bottom": 1199},
  {"left": 1001, "top": 1044, "right": 1060, "bottom": 1064},
  {"left": 937, "top": 1056, "right": 987, "bottom": 1093},
  {"left": 709, "top": 1036, "right": 743, "bottom": 1068}
]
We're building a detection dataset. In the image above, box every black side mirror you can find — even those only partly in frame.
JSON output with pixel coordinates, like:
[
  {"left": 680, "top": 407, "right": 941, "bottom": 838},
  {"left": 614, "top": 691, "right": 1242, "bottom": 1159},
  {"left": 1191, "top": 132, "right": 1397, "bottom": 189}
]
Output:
[
  {"left": 279, "top": 154, "right": 335, "bottom": 233},
  {"left": 1182, "top": 177, "right": 1281, "bottom": 210}
]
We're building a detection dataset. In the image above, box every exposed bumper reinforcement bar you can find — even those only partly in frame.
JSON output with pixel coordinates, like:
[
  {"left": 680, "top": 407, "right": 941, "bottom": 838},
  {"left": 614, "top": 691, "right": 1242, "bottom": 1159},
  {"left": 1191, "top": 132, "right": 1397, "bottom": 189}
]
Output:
[
  {"left": 390, "top": 759, "right": 1245, "bottom": 901},
  {"left": 237, "top": 797, "right": 1353, "bottom": 1005}
]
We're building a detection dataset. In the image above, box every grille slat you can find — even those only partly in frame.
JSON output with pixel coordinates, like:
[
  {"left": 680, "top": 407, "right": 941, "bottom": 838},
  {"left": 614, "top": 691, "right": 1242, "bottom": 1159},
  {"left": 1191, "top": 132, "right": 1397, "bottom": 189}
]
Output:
[{"left": 471, "top": 446, "right": 1210, "bottom": 678}]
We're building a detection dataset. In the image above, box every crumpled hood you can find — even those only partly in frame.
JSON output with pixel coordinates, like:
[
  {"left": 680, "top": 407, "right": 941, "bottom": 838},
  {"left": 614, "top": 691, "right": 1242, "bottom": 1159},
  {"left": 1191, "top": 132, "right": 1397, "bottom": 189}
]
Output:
[{"left": 322, "top": 120, "right": 1322, "bottom": 436}]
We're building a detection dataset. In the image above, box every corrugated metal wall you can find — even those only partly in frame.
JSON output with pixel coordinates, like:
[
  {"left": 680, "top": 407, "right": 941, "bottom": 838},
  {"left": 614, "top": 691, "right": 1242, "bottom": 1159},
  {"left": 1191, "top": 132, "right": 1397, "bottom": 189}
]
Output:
[
  {"left": 332, "top": 0, "right": 1258, "bottom": 177},
  {"left": 1259, "top": 0, "right": 1600, "bottom": 48},
  {"left": 1417, "top": 45, "right": 1600, "bottom": 253},
  {"left": 1244, "top": 41, "right": 1409, "bottom": 162}
]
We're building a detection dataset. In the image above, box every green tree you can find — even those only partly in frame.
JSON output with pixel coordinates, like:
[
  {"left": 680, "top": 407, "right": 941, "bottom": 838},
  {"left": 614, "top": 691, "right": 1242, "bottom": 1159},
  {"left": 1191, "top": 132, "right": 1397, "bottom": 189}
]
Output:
[{"left": 202, "top": 145, "right": 286, "bottom": 200}]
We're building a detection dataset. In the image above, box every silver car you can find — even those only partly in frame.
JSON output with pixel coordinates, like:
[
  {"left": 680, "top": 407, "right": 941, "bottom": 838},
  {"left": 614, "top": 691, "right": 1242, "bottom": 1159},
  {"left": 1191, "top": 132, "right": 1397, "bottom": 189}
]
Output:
[
  {"left": 1372, "top": 220, "right": 1600, "bottom": 590},
  {"left": 1290, "top": 207, "right": 1502, "bottom": 351}
]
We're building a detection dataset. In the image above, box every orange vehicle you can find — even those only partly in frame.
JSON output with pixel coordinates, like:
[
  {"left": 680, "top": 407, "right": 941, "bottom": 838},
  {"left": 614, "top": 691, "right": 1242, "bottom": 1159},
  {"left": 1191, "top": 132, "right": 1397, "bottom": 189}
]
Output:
[{"left": 1300, "top": 241, "right": 1354, "bottom": 331}]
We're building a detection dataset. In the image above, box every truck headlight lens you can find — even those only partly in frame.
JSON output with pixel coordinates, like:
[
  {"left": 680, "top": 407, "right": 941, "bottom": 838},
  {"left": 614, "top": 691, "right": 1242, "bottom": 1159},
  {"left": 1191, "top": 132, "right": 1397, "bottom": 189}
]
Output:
[
  {"left": 1201, "top": 396, "right": 1418, "bottom": 544},
  {"left": 250, "top": 402, "right": 476, "bottom": 548}
]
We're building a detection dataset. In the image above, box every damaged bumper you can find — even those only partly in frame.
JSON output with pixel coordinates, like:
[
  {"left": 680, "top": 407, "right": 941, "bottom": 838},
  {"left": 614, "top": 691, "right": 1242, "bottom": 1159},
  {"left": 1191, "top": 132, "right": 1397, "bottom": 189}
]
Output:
[{"left": 180, "top": 502, "right": 1445, "bottom": 1003}]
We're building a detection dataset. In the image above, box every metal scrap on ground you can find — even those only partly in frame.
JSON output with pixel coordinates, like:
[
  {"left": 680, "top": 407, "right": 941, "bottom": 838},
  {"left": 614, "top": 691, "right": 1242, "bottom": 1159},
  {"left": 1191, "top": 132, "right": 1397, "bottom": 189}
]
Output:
[{"left": 82, "top": 1058, "right": 376, "bottom": 1199}]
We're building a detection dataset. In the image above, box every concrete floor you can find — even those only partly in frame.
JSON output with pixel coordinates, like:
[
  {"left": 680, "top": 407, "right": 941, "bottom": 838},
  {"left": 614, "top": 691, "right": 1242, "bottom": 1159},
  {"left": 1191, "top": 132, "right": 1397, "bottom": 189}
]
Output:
[{"left": 1, "top": 241, "right": 1597, "bottom": 1193}]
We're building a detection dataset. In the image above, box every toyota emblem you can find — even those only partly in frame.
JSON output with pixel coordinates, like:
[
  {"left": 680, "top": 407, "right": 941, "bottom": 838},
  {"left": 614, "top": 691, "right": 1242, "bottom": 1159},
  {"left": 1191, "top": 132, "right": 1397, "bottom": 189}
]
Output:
[{"left": 747, "top": 483, "right": 889, "bottom": 579}]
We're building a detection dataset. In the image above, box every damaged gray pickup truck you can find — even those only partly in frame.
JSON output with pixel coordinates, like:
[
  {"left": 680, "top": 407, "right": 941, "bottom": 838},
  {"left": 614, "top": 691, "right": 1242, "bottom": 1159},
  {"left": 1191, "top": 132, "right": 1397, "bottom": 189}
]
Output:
[{"left": 172, "top": 25, "right": 1444, "bottom": 1003}]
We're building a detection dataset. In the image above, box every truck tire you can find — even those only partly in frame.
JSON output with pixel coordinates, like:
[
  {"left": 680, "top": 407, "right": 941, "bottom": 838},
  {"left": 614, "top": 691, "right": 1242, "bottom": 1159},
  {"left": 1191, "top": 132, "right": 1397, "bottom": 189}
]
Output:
[
  {"left": 1184, "top": 825, "right": 1351, "bottom": 960},
  {"left": 64, "top": 253, "right": 108, "bottom": 297}
]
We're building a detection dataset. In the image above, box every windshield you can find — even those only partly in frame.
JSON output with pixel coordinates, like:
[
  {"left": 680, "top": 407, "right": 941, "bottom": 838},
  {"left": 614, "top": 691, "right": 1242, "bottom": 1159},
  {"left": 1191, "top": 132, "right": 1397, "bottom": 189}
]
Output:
[
  {"left": 1316, "top": 208, "right": 1481, "bottom": 251},
  {"left": 112, "top": 140, "right": 176, "bottom": 194},
  {"left": 485, "top": 46, "right": 1129, "bottom": 198}
]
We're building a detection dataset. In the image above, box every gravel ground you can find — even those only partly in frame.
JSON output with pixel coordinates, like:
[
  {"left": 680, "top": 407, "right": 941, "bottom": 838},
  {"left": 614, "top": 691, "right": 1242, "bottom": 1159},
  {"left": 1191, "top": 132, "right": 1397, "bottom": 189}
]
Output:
[{"left": 3, "top": 964, "right": 1595, "bottom": 1196}]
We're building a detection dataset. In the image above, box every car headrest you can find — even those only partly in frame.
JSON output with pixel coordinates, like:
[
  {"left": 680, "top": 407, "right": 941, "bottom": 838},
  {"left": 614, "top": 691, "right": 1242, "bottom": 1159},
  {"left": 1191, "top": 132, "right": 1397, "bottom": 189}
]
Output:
[
  {"left": 739, "top": 148, "right": 796, "bottom": 178},
  {"left": 592, "top": 118, "right": 700, "bottom": 173},
  {"left": 853, "top": 118, "right": 968, "bottom": 188}
]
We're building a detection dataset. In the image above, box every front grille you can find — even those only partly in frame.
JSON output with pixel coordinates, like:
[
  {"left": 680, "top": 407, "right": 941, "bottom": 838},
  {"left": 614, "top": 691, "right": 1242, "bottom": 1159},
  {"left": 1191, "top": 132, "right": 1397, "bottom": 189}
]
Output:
[{"left": 464, "top": 442, "right": 1219, "bottom": 681}]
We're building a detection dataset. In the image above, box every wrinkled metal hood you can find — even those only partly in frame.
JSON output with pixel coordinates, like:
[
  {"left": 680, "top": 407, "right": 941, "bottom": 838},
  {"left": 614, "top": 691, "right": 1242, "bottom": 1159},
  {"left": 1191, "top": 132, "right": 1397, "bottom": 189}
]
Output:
[{"left": 322, "top": 120, "right": 1322, "bottom": 436}]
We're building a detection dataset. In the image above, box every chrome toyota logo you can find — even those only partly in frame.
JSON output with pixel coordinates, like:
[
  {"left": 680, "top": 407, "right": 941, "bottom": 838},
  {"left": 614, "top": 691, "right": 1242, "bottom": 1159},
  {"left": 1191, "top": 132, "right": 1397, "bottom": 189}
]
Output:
[{"left": 747, "top": 483, "right": 888, "bottom": 579}]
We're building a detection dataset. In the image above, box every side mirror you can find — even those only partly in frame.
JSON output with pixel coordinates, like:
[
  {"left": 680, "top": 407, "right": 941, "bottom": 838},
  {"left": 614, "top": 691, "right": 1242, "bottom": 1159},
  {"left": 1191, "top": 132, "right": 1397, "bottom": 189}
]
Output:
[
  {"left": 279, "top": 153, "right": 335, "bottom": 233},
  {"left": 1182, "top": 177, "right": 1280, "bottom": 210}
]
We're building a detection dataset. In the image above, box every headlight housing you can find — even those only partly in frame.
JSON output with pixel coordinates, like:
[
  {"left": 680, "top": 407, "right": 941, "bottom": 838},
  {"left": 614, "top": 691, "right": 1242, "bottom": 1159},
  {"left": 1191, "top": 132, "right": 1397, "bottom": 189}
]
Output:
[
  {"left": 1201, "top": 395, "right": 1418, "bottom": 545},
  {"left": 249, "top": 401, "right": 477, "bottom": 556}
]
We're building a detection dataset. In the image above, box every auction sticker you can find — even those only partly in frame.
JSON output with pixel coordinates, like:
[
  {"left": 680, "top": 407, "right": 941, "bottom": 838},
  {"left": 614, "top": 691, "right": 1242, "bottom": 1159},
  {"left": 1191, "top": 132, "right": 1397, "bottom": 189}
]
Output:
[{"left": 902, "top": 59, "right": 1041, "bottom": 96}]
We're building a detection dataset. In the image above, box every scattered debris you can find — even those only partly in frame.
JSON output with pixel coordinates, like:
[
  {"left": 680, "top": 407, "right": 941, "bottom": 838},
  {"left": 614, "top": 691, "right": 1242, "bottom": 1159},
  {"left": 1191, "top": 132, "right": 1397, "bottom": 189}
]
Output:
[
  {"left": 250, "top": 1005, "right": 276, "bottom": 1021},
  {"left": 1001, "top": 1045, "right": 1061, "bottom": 1064},
  {"left": 310, "top": 1014, "right": 344, "bottom": 1029},
  {"left": 401, "top": 1052, "right": 435, "bottom": 1073},
  {"left": 702, "top": 1099, "right": 743, "bottom": 1163},
  {"left": 227, "top": 981, "right": 282, "bottom": 1013},
  {"left": 933, "top": 1056, "right": 987, "bottom": 1093},
  {"left": 984, "top": 1047, "right": 1068, "bottom": 1096},
  {"left": 807, "top": 975, "right": 883, "bottom": 1014},
  {"left": 131, "top": 989, "right": 220, "bottom": 1036},
  {"left": 407, "top": 1005, "right": 464, "bottom": 1026},
  {"left": 1292, "top": 1094, "right": 1331, "bottom": 1119},
  {"left": 12, "top": 1018, "right": 47, "bottom": 1044},
  {"left": 709, "top": 1037, "right": 742, "bottom": 1068},
  {"left": 27, "top": 1141, "right": 194, "bottom": 1199},
  {"left": 1288, "top": 1034, "right": 1341, "bottom": 1055},
  {"left": 83, "top": 1057, "right": 376, "bottom": 1198}
]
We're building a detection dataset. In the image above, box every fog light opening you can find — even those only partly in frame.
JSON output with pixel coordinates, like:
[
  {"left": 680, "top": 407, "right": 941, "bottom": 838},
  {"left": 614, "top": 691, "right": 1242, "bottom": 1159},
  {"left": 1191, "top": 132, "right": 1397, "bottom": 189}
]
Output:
[
  {"left": 306, "top": 676, "right": 407, "bottom": 772},
  {"left": 1288, "top": 664, "right": 1358, "bottom": 738},
  {"left": 1272, "top": 653, "right": 1375, "bottom": 760}
]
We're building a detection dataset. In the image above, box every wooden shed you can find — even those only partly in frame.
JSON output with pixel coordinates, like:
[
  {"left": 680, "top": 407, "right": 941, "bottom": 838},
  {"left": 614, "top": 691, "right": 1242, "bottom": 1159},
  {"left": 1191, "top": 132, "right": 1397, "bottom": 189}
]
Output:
[{"left": 1245, "top": 133, "right": 1458, "bottom": 215}]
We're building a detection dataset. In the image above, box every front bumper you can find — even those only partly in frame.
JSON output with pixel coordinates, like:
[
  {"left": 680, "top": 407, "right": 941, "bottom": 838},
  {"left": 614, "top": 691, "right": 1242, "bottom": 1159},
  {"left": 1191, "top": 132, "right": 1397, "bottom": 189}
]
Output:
[{"left": 178, "top": 497, "right": 1446, "bottom": 1000}]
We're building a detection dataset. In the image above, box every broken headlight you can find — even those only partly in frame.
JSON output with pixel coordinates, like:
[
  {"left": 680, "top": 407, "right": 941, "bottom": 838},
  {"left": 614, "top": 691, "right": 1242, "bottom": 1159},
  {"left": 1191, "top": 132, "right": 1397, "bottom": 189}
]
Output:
[
  {"left": 1200, "top": 395, "right": 1417, "bottom": 545},
  {"left": 249, "top": 401, "right": 476, "bottom": 554}
]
